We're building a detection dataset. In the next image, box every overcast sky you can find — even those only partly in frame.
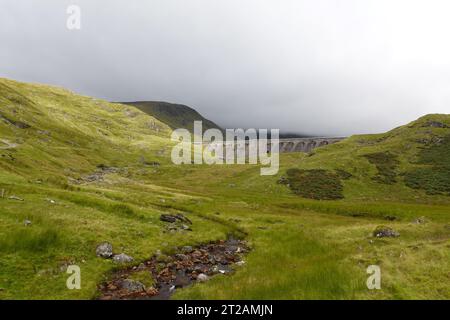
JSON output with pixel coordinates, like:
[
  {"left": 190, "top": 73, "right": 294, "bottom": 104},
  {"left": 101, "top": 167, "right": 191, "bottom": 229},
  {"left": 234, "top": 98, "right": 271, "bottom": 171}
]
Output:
[{"left": 1, "top": 1, "right": 449, "bottom": 136}]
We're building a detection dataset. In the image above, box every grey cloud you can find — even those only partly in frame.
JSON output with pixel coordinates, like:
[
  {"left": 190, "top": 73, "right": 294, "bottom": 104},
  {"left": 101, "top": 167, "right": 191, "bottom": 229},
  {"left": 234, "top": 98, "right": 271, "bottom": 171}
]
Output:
[{"left": 1, "top": 0, "right": 449, "bottom": 136}]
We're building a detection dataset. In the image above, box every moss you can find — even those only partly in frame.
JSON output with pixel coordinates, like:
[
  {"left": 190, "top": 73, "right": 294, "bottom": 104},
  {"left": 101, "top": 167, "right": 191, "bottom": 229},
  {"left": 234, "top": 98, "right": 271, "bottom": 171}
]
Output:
[
  {"left": 364, "top": 152, "right": 399, "bottom": 184},
  {"left": 285, "top": 168, "right": 344, "bottom": 200}
]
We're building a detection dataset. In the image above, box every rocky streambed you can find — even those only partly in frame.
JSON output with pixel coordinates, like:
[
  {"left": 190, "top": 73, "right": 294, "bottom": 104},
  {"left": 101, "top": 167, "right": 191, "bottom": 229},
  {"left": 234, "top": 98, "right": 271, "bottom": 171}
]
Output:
[{"left": 98, "top": 238, "right": 249, "bottom": 300}]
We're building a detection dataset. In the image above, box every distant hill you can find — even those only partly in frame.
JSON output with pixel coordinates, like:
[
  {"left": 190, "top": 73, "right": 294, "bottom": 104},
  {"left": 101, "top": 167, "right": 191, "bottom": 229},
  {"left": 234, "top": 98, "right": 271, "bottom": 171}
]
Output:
[
  {"left": 121, "top": 101, "right": 222, "bottom": 133},
  {"left": 281, "top": 113, "right": 450, "bottom": 201}
]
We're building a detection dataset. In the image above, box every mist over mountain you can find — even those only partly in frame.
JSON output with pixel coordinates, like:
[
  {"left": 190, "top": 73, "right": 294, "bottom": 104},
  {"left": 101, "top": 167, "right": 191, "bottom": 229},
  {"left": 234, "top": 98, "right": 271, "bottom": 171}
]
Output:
[{"left": 2, "top": 1, "right": 450, "bottom": 136}]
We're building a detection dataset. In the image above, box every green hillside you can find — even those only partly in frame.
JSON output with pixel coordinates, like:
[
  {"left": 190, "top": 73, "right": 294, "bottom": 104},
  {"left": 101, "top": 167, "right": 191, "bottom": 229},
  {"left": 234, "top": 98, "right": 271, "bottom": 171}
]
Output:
[
  {"left": 0, "top": 78, "right": 448, "bottom": 300},
  {"left": 279, "top": 114, "right": 450, "bottom": 202},
  {"left": 122, "top": 101, "right": 222, "bottom": 133}
]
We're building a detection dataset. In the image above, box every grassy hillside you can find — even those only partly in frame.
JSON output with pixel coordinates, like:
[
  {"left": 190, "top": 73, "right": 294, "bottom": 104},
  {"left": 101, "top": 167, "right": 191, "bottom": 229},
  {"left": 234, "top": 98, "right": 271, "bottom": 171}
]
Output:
[
  {"left": 279, "top": 113, "right": 450, "bottom": 203},
  {"left": 0, "top": 78, "right": 448, "bottom": 300},
  {"left": 122, "top": 101, "right": 221, "bottom": 133}
]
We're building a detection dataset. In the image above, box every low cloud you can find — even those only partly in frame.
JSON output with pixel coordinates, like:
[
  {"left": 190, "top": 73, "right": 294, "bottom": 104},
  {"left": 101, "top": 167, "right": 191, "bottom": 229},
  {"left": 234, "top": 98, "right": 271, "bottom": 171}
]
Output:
[{"left": 1, "top": 0, "right": 449, "bottom": 136}]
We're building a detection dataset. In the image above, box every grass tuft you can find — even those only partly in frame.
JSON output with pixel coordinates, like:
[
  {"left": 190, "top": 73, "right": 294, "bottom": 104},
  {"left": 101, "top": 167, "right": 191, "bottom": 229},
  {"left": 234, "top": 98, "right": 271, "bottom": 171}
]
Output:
[{"left": 0, "top": 228, "right": 61, "bottom": 253}]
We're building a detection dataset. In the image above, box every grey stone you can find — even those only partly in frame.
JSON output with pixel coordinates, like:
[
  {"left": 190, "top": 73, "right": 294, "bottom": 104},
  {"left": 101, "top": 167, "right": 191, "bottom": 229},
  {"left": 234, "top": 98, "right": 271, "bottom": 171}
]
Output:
[
  {"left": 160, "top": 214, "right": 177, "bottom": 223},
  {"left": 373, "top": 226, "right": 400, "bottom": 238},
  {"left": 118, "top": 279, "right": 145, "bottom": 292},
  {"left": 8, "top": 195, "right": 23, "bottom": 201},
  {"left": 113, "top": 253, "right": 134, "bottom": 264},
  {"left": 197, "top": 273, "right": 209, "bottom": 282},
  {"left": 96, "top": 242, "right": 113, "bottom": 258}
]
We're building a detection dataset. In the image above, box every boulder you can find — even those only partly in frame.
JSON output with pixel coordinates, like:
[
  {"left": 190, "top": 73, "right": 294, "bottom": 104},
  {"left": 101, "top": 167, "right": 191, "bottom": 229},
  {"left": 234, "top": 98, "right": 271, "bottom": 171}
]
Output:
[
  {"left": 96, "top": 242, "right": 113, "bottom": 258},
  {"left": 8, "top": 195, "right": 23, "bottom": 201},
  {"left": 160, "top": 214, "right": 177, "bottom": 223},
  {"left": 113, "top": 253, "right": 134, "bottom": 264},
  {"left": 373, "top": 226, "right": 400, "bottom": 238},
  {"left": 197, "top": 273, "right": 209, "bottom": 282},
  {"left": 160, "top": 213, "right": 192, "bottom": 225},
  {"left": 118, "top": 279, "right": 145, "bottom": 292}
]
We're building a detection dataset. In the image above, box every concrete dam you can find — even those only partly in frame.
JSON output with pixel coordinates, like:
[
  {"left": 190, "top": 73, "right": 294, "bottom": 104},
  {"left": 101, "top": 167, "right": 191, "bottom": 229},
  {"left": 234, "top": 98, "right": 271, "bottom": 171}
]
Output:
[
  {"left": 203, "top": 137, "right": 345, "bottom": 154},
  {"left": 276, "top": 137, "right": 345, "bottom": 153}
]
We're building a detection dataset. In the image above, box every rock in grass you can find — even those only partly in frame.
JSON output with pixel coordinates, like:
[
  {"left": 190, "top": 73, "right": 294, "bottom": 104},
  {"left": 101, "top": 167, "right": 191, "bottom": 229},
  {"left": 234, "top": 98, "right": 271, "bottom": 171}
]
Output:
[
  {"left": 118, "top": 279, "right": 145, "bottom": 292},
  {"left": 373, "top": 226, "right": 400, "bottom": 238},
  {"left": 160, "top": 214, "right": 177, "bottom": 223},
  {"left": 24, "top": 219, "right": 32, "bottom": 226},
  {"left": 113, "top": 253, "right": 134, "bottom": 264},
  {"left": 8, "top": 195, "right": 23, "bottom": 201},
  {"left": 197, "top": 273, "right": 209, "bottom": 282},
  {"left": 96, "top": 242, "right": 113, "bottom": 258},
  {"left": 160, "top": 213, "right": 193, "bottom": 225}
]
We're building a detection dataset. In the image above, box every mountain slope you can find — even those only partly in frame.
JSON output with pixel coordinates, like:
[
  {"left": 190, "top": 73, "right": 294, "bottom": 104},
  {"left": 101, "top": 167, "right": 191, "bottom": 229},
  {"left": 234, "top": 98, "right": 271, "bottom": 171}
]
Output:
[
  {"left": 0, "top": 78, "right": 176, "bottom": 179},
  {"left": 122, "top": 101, "right": 222, "bottom": 133},
  {"left": 0, "top": 78, "right": 235, "bottom": 299},
  {"left": 0, "top": 78, "right": 448, "bottom": 300},
  {"left": 277, "top": 114, "right": 450, "bottom": 203}
]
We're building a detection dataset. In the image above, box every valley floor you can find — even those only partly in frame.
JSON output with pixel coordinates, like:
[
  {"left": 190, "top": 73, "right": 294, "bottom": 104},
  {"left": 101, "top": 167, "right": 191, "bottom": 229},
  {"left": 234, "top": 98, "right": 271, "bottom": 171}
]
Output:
[{"left": 1, "top": 159, "right": 448, "bottom": 300}]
